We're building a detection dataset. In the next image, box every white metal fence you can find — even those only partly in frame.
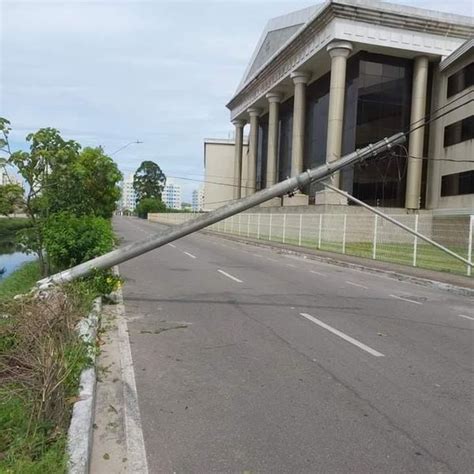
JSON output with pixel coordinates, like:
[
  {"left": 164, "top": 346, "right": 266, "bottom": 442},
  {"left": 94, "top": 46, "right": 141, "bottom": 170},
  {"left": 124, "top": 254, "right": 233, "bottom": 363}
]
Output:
[{"left": 148, "top": 211, "right": 474, "bottom": 277}]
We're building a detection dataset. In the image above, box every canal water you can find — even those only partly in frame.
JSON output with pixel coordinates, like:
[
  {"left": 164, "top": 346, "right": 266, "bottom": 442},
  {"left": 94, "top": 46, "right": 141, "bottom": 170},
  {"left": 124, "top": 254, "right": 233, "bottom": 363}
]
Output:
[{"left": 0, "top": 243, "right": 35, "bottom": 279}]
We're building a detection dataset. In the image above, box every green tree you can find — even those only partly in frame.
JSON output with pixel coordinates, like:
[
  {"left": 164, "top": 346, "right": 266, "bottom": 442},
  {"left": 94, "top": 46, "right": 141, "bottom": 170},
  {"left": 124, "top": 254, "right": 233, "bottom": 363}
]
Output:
[
  {"left": 133, "top": 161, "right": 166, "bottom": 202},
  {"left": 135, "top": 197, "right": 167, "bottom": 219},
  {"left": 47, "top": 147, "right": 122, "bottom": 218},
  {"left": 76, "top": 147, "right": 122, "bottom": 218},
  {"left": 8, "top": 127, "right": 80, "bottom": 275},
  {"left": 0, "top": 183, "right": 24, "bottom": 216}
]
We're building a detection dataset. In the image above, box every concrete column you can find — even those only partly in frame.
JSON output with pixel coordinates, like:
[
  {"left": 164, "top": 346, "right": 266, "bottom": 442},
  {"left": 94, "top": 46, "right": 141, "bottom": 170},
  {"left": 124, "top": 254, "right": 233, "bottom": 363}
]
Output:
[
  {"left": 265, "top": 92, "right": 282, "bottom": 187},
  {"left": 232, "top": 119, "right": 245, "bottom": 200},
  {"left": 290, "top": 71, "right": 310, "bottom": 177},
  {"left": 326, "top": 41, "right": 353, "bottom": 182},
  {"left": 283, "top": 71, "right": 310, "bottom": 206},
  {"left": 405, "top": 55, "right": 429, "bottom": 210},
  {"left": 260, "top": 92, "right": 283, "bottom": 207},
  {"left": 247, "top": 107, "right": 261, "bottom": 195}
]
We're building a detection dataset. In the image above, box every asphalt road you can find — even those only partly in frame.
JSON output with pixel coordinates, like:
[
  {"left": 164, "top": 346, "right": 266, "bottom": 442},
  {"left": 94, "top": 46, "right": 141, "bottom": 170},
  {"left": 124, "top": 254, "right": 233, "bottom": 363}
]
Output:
[{"left": 114, "top": 216, "right": 473, "bottom": 474}]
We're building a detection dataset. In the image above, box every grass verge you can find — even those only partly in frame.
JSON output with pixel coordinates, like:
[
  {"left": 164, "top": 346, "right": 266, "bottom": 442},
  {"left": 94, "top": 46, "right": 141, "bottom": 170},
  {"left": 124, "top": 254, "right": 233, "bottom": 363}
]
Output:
[
  {"left": 0, "top": 262, "right": 41, "bottom": 302},
  {"left": 0, "top": 272, "right": 119, "bottom": 473}
]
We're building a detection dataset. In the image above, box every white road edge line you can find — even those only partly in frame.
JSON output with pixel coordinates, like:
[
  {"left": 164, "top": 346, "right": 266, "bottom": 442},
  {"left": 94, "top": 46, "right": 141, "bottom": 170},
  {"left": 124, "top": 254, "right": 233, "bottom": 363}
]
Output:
[
  {"left": 300, "top": 313, "right": 385, "bottom": 357},
  {"left": 389, "top": 294, "right": 422, "bottom": 305},
  {"left": 113, "top": 267, "right": 149, "bottom": 474},
  {"left": 217, "top": 269, "right": 243, "bottom": 283},
  {"left": 346, "top": 280, "right": 368, "bottom": 289},
  {"left": 458, "top": 314, "right": 474, "bottom": 321},
  {"left": 310, "top": 270, "right": 324, "bottom": 276},
  {"left": 183, "top": 251, "right": 197, "bottom": 259}
]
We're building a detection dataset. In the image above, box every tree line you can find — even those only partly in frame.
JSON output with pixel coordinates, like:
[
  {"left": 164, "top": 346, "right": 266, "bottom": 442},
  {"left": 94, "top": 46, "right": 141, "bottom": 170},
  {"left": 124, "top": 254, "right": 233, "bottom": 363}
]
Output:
[{"left": 0, "top": 117, "right": 121, "bottom": 281}]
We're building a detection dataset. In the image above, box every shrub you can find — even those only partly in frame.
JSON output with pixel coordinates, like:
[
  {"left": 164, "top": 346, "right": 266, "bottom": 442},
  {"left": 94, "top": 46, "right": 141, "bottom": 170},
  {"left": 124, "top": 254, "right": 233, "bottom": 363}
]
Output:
[
  {"left": 43, "top": 212, "right": 114, "bottom": 270},
  {"left": 135, "top": 197, "right": 166, "bottom": 219}
]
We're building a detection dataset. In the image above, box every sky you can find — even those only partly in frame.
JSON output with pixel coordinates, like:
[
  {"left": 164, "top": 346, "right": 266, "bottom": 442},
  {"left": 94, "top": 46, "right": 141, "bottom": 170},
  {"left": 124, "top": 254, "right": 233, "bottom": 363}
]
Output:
[{"left": 1, "top": 0, "right": 472, "bottom": 201}]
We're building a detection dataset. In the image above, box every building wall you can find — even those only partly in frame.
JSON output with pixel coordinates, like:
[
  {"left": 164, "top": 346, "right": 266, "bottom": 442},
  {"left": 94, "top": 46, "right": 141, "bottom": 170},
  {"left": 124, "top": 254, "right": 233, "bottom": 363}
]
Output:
[
  {"left": 203, "top": 140, "right": 248, "bottom": 211},
  {"left": 426, "top": 51, "right": 473, "bottom": 211}
]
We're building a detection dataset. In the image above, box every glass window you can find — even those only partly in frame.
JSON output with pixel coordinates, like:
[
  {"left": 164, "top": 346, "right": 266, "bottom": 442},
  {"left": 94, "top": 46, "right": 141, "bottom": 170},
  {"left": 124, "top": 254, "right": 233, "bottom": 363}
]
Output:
[
  {"left": 447, "top": 62, "right": 474, "bottom": 98},
  {"left": 351, "top": 52, "right": 414, "bottom": 207},
  {"left": 278, "top": 98, "right": 294, "bottom": 182},
  {"left": 441, "top": 170, "right": 474, "bottom": 196},
  {"left": 256, "top": 115, "right": 268, "bottom": 190},
  {"left": 304, "top": 72, "right": 330, "bottom": 196},
  {"left": 444, "top": 116, "right": 474, "bottom": 147}
]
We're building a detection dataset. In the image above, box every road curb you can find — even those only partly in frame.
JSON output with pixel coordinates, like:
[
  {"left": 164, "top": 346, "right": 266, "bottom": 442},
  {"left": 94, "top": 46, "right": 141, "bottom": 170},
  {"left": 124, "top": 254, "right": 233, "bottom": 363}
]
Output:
[
  {"left": 202, "top": 230, "right": 474, "bottom": 298},
  {"left": 67, "top": 297, "right": 102, "bottom": 474}
]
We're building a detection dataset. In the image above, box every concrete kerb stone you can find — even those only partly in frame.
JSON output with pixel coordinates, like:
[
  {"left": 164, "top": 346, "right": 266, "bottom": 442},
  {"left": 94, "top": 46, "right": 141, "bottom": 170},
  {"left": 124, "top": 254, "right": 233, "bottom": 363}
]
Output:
[
  {"left": 200, "top": 230, "right": 474, "bottom": 298},
  {"left": 67, "top": 297, "right": 102, "bottom": 474}
]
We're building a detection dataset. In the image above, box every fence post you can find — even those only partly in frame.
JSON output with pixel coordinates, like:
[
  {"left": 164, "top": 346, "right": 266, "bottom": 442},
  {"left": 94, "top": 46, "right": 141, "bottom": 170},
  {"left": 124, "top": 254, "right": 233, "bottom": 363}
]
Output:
[
  {"left": 342, "top": 214, "right": 347, "bottom": 254},
  {"left": 413, "top": 214, "right": 419, "bottom": 267},
  {"left": 282, "top": 214, "right": 287, "bottom": 243},
  {"left": 372, "top": 215, "right": 378, "bottom": 260},
  {"left": 318, "top": 214, "right": 323, "bottom": 249},
  {"left": 468, "top": 215, "right": 473, "bottom": 277},
  {"left": 269, "top": 213, "right": 273, "bottom": 241},
  {"left": 247, "top": 214, "right": 250, "bottom": 237},
  {"left": 298, "top": 214, "right": 303, "bottom": 246},
  {"left": 238, "top": 214, "right": 241, "bottom": 235},
  {"left": 257, "top": 214, "right": 261, "bottom": 239}
]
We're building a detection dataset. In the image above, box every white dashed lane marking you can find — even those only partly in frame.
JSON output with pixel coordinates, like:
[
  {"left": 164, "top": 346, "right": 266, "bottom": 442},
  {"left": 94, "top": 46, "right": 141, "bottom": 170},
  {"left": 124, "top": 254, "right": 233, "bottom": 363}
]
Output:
[
  {"left": 458, "top": 314, "right": 474, "bottom": 321},
  {"left": 300, "top": 313, "right": 385, "bottom": 357},
  {"left": 217, "top": 269, "right": 243, "bottom": 283},
  {"left": 346, "top": 281, "right": 368, "bottom": 289},
  {"left": 389, "top": 294, "right": 423, "bottom": 305},
  {"left": 183, "top": 251, "right": 197, "bottom": 259}
]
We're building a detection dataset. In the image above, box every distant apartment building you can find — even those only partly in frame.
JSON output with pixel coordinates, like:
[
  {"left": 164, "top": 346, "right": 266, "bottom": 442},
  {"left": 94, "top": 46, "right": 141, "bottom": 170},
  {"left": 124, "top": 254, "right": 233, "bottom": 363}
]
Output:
[
  {"left": 162, "top": 182, "right": 182, "bottom": 209},
  {"left": 192, "top": 186, "right": 204, "bottom": 211},
  {"left": 120, "top": 174, "right": 137, "bottom": 211}
]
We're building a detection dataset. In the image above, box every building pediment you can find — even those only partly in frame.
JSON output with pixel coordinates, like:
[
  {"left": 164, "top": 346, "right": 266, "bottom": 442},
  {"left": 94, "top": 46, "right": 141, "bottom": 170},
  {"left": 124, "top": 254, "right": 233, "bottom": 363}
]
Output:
[{"left": 228, "top": 0, "right": 474, "bottom": 120}]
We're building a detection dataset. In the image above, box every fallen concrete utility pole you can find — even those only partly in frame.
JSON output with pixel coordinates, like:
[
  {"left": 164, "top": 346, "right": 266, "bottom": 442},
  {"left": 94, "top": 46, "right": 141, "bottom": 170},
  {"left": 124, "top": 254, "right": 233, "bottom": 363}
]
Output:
[
  {"left": 37, "top": 133, "right": 405, "bottom": 287},
  {"left": 322, "top": 181, "right": 473, "bottom": 270}
]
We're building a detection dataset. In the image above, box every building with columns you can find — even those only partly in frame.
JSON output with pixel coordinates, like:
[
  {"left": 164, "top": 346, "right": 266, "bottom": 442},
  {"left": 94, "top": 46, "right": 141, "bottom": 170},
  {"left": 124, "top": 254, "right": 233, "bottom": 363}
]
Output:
[{"left": 225, "top": 0, "right": 473, "bottom": 211}]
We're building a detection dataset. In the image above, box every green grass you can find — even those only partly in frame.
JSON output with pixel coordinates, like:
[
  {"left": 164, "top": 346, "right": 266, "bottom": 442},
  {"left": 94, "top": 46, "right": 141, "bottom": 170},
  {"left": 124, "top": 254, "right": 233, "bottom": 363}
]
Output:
[
  {"left": 0, "top": 396, "right": 67, "bottom": 474},
  {"left": 241, "top": 230, "right": 470, "bottom": 276},
  {"left": 0, "top": 261, "right": 41, "bottom": 301},
  {"left": 0, "top": 280, "right": 96, "bottom": 473}
]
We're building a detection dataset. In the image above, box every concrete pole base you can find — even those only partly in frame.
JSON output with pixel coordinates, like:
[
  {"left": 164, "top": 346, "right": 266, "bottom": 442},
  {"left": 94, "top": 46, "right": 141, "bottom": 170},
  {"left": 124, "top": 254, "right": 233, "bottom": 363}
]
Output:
[{"left": 282, "top": 193, "right": 309, "bottom": 207}]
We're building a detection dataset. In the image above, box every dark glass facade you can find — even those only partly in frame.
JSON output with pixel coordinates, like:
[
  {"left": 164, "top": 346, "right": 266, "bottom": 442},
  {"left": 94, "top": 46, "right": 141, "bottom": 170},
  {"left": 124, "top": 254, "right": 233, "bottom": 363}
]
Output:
[
  {"left": 256, "top": 114, "right": 268, "bottom": 190},
  {"left": 304, "top": 72, "right": 330, "bottom": 198},
  {"left": 346, "top": 53, "right": 414, "bottom": 207},
  {"left": 277, "top": 97, "right": 294, "bottom": 182},
  {"left": 255, "top": 52, "right": 432, "bottom": 207}
]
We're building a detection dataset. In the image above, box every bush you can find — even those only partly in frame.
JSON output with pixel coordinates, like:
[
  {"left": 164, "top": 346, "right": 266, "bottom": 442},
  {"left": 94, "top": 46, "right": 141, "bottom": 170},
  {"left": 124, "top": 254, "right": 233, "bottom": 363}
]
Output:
[
  {"left": 135, "top": 197, "right": 166, "bottom": 219},
  {"left": 43, "top": 212, "right": 115, "bottom": 270}
]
